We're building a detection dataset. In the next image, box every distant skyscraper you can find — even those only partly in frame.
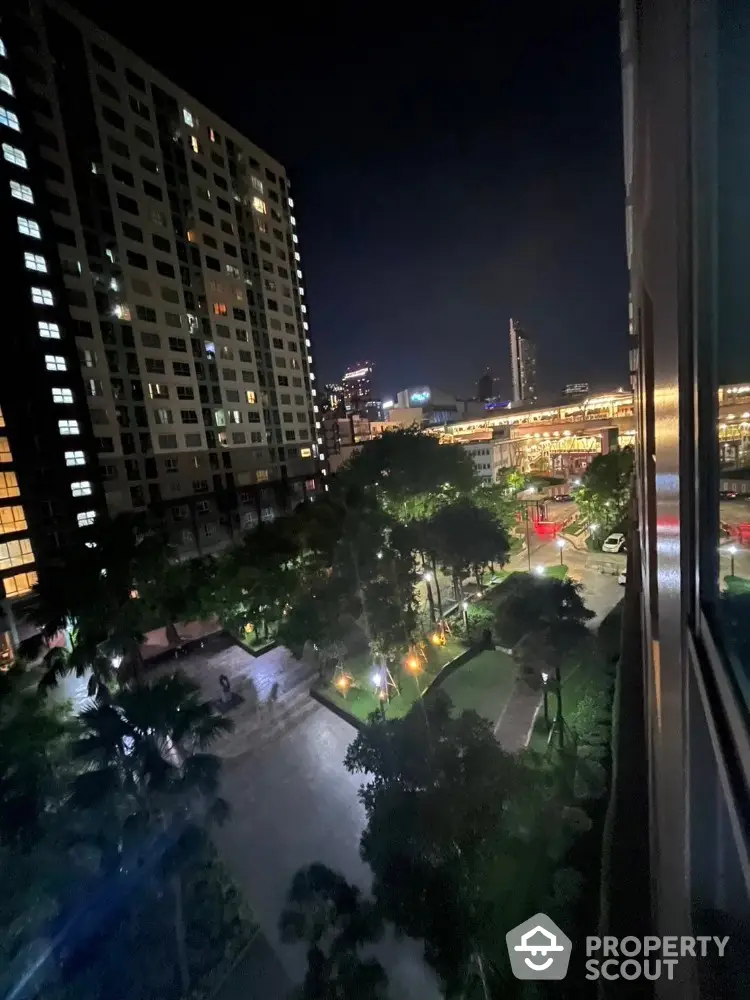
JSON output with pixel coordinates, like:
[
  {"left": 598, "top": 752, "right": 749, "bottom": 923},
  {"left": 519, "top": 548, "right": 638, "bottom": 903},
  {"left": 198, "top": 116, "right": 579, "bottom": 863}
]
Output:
[
  {"left": 477, "top": 369, "right": 494, "bottom": 401},
  {"left": 341, "top": 362, "right": 374, "bottom": 414},
  {"left": 509, "top": 319, "right": 537, "bottom": 403}
]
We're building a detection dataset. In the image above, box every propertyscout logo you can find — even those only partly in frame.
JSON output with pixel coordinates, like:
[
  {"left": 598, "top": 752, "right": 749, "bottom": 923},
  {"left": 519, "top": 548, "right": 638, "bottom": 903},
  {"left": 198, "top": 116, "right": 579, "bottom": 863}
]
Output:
[{"left": 506, "top": 914, "right": 729, "bottom": 982}]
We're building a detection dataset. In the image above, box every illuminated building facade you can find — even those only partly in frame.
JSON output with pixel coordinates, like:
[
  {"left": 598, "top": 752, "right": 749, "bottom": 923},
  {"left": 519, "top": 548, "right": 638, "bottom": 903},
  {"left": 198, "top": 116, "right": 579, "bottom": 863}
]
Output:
[
  {"left": 341, "top": 362, "right": 374, "bottom": 414},
  {"left": 509, "top": 318, "right": 537, "bottom": 402},
  {"left": 0, "top": 1, "right": 322, "bottom": 578}
]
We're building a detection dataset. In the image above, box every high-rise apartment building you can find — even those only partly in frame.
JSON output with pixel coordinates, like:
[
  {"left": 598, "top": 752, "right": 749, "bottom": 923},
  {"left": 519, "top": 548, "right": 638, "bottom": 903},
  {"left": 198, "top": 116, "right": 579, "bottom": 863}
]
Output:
[
  {"left": 341, "top": 362, "right": 374, "bottom": 414},
  {"left": 0, "top": 1, "right": 322, "bottom": 626},
  {"left": 609, "top": 1, "right": 750, "bottom": 996},
  {"left": 508, "top": 318, "right": 537, "bottom": 403}
]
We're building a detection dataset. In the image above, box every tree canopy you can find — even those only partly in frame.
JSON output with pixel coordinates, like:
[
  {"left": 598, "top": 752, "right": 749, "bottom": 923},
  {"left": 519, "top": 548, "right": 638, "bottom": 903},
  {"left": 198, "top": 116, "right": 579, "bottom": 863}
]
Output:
[{"left": 575, "top": 447, "right": 633, "bottom": 539}]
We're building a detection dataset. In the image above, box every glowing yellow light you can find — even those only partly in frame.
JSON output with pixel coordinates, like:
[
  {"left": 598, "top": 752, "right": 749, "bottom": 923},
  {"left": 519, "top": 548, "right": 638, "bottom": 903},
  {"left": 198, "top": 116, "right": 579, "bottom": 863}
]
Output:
[
  {"left": 335, "top": 675, "right": 350, "bottom": 692},
  {"left": 430, "top": 632, "right": 441, "bottom": 645},
  {"left": 129, "top": 588, "right": 139, "bottom": 599},
  {"left": 244, "top": 623, "right": 255, "bottom": 634},
  {"left": 407, "top": 657, "right": 421, "bottom": 674}
]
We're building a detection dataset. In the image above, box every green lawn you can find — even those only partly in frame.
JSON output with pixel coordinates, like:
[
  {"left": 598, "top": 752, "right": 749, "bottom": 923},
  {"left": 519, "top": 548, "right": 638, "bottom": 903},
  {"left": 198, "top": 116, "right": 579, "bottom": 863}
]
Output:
[
  {"left": 318, "top": 635, "right": 467, "bottom": 722},
  {"left": 438, "top": 648, "right": 516, "bottom": 725}
]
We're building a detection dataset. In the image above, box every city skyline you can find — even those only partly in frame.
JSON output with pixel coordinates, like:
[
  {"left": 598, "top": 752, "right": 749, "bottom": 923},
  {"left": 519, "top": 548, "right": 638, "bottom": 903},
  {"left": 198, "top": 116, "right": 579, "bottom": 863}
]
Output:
[{"left": 70, "top": 0, "right": 630, "bottom": 400}]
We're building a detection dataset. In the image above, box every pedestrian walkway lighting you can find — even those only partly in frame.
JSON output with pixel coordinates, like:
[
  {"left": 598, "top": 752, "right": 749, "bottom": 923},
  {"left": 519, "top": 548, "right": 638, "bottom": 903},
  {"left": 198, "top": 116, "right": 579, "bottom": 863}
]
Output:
[
  {"left": 406, "top": 656, "right": 421, "bottom": 674},
  {"left": 534, "top": 564, "right": 545, "bottom": 576},
  {"left": 376, "top": 550, "right": 383, "bottom": 559},
  {"left": 726, "top": 544, "right": 738, "bottom": 577},
  {"left": 590, "top": 523, "right": 599, "bottom": 534},
  {"left": 422, "top": 571, "right": 433, "bottom": 582},
  {"left": 541, "top": 670, "right": 550, "bottom": 728},
  {"left": 556, "top": 538, "right": 566, "bottom": 565}
]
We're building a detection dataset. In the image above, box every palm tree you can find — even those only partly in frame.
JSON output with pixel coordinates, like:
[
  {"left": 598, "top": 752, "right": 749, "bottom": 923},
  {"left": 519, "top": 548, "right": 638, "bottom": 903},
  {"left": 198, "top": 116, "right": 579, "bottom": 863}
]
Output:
[{"left": 69, "top": 672, "right": 234, "bottom": 993}]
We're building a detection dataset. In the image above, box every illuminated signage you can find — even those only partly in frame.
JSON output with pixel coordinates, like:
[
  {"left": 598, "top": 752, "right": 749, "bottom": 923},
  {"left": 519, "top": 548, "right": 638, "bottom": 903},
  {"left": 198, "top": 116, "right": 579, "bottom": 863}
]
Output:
[
  {"left": 382, "top": 399, "right": 394, "bottom": 409},
  {"left": 342, "top": 367, "right": 372, "bottom": 381},
  {"left": 410, "top": 390, "right": 431, "bottom": 404}
]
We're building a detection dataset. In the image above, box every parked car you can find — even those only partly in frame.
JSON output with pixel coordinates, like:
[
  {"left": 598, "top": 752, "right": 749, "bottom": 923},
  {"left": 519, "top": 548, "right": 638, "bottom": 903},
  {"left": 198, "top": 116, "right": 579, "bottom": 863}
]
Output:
[
  {"left": 552, "top": 494, "right": 572, "bottom": 502},
  {"left": 720, "top": 490, "right": 739, "bottom": 500},
  {"left": 602, "top": 532, "right": 627, "bottom": 553},
  {"left": 618, "top": 568, "right": 627, "bottom": 585}
]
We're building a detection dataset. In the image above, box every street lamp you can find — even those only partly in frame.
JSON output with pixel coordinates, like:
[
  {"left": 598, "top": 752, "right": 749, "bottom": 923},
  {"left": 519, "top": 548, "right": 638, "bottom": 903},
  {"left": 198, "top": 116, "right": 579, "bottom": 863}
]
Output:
[
  {"left": 727, "top": 544, "right": 738, "bottom": 577},
  {"left": 590, "top": 523, "right": 599, "bottom": 535},
  {"left": 422, "top": 571, "right": 433, "bottom": 582},
  {"left": 461, "top": 599, "right": 469, "bottom": 636},
  {"left": 111, "top": 654, "right": 123, "bottom": 670},
  {"left": 534, "top": 564, "right": 545, "bottom": 577},
  {"left": 541, "top": 670, "right": 550, "bottom": 728},
  {"left": 376, "top": 550, "right": 383, "bottom": 560},
  {"left": 556, "top": 537, "right": 566, "bottom": 565}
]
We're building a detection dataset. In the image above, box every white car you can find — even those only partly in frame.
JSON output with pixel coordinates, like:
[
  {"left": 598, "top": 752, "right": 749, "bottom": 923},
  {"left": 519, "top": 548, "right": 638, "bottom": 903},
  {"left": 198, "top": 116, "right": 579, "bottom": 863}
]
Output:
[{"left": 602, "top": 532, "right": 626, "bottom": 553}]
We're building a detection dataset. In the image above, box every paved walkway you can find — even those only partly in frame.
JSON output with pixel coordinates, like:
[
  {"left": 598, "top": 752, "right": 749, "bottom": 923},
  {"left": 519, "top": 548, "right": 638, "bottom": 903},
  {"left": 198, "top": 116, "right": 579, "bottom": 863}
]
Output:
[{"left": 493, "top": 681, "right": 541, "bottom": 752}]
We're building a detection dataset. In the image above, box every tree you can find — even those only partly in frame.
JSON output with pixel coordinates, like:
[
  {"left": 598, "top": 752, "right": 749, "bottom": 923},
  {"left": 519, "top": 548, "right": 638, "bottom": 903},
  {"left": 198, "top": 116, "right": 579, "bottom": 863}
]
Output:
[
  {"left": 338, "top": 427, "right": 478, "bottom": 523},
  {"left": 426, "top": 499, "right": 510, "bottom": 598},
  {"left": 280, "top": 863, "right": 387, "bottom": 999},
  {"left": 32, "top": 513, "right": 173, "bottom": 693},
  {"left": 574, "top": 448, "right": 633, "bottom": 541},
  {"left": 345, "top": 692, "right": 521, "bottom": 996},
  {"left": 68, "top": 672, "right": 233, "bottom": 995},
  {"left": 495, "top": 576, "right": 594, "bottom": 749}
]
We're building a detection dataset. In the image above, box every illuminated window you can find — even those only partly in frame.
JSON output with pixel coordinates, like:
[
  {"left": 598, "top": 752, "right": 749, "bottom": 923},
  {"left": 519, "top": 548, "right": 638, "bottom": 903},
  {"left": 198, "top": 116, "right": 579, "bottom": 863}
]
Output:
[
  {"left": 0, "top": 107, "right": 20, "bottom": 131},
  {"left": 213, "top": 303, "right": 227, "bottom": 315},
  {"left": 31, "top": 287, "right": 53, "bottom": 305},
  {"left": 0, "top": 506, "right": 27, "bottom": 534},
  {"left": 10, "top": 180, "right": 33, "bottom": 203},
  {"left": 2, "top": 143, "right": 26, "bottom": 168},
  {"left": 70, "top": 481, "right": 92, "bottom": 497},
  {"left": 0, "top": 407, "right": 4, "bottom": 428},
  {"left": 58, "top": 419, "right": 79, "bottom": 436},
  {"left": 0, "top": 437, "right": 10, "bottom": 461},
  {"left": 209, "top": 128, "right": 217, "bottom": 143},
  {"left": 190, "top": 135, "right": 200, "bottom": 154},
  {"left": 256, "top": 469, "right": 269, "bottom": 482},
  {"left": 148, "top": 383, "right": 170, "bottom": 399},
  {"left": 245, "top": 391, "right": 257, "bottom": 404},
  {"left": 187, "top": 229, "right": 197, "bottom": 243},
  {"left": 65, "top": 450, "right": 85, "bottom": 466},
  {"left": 113, "top": 303, "right": 131, "bottom": 320},
  {"left": 0, "top": 472, "right": 20, "bottom": 498},
  {"left": 44, "top": 355, "right": 66, "bottom": 372},
  {"left": 17, "top": 216, "right": 41, "bottom": 238},
  {"left": 300, "top": 447, "right": 312, "bottom": 458},
  {"left": 0, "top": 40, "right": 6, "bottom": 58},
  {"left": 252, "top": 196, "right": 267, "bottom": 215},
  {"left": 24, "top": 252, "right": 47, "bottom": 273},
  {"left": 38, "top": 321, "right": 60, "bottom": 339},
  {"left": 3, "top": 570, "right": 38, "bottom": 598},
  {"left": 51, "top": 387, "right": 73, "bottom": 404},
  {"left": 0, "top": 538, "right": 34, "bottom": 569},
  {"left": 76, "top": 510, "right": 96, "bottom": 527},
  {"left": 182, "top": 108, "right": 194, "bottom": 126},
  {"left": 251, "top": 177, "right": 263, "bottom": 193},
  {"left": 0, "top": 74, "right": 13, "bottom": 96}
]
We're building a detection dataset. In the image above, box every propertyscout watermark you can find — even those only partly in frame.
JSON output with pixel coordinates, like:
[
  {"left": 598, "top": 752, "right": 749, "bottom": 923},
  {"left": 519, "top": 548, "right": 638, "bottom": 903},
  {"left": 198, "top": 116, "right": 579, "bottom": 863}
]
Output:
[{"left": 506, "top": 913, "right": 729, "bottom": 982}]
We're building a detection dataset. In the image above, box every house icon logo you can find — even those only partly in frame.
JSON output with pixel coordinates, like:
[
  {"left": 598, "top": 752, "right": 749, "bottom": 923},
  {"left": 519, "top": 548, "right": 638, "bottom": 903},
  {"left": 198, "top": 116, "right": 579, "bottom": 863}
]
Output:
[{"left": 506, "top": 912, "right": 572, "bottom": 980}]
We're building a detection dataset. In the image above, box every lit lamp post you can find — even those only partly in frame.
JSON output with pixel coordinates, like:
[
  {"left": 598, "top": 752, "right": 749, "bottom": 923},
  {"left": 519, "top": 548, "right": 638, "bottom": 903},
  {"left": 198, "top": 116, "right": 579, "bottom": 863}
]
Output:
[
  {"left": 461, "top": 600, "right": 469, "bottom": 637},
  {"left": 406, "top": 655, "right": 423, "bottom": 697},
  {"left": 541, "top": 670, "right": 550, "bottom": 729},
  {"left": 556, "top": 537, "right": 566, "bottom": 566},
  {"left": 371, "top": 669, "right": 387, "bottom": 719},
  {"left": 728, "top": 544, "right": 738, "bottom": 578},
  {"left": 534, "top": 564, "right": 545, "bottom": 577},
  {"left": 524, "top": 487, "right": 536, "bottom": 572}
]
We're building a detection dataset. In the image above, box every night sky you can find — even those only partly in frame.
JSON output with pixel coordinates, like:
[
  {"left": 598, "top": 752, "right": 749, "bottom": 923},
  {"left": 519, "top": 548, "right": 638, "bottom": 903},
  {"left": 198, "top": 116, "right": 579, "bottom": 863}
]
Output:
[{"left": 74, "top": 1, "right": 629, "bottom": 401}]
